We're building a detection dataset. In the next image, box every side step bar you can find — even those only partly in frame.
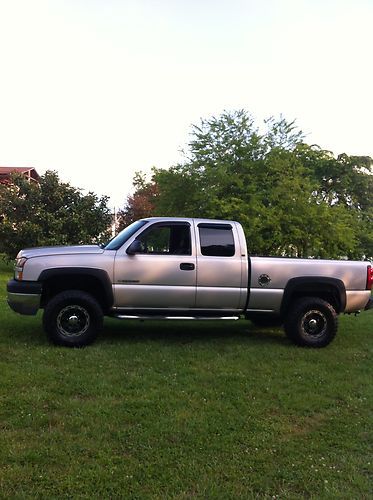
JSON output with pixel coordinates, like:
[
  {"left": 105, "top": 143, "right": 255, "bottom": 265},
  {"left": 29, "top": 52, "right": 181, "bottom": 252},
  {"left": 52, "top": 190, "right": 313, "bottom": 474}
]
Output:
[{"left": 113, "top": 315, "right": 240, "bottom": 321}]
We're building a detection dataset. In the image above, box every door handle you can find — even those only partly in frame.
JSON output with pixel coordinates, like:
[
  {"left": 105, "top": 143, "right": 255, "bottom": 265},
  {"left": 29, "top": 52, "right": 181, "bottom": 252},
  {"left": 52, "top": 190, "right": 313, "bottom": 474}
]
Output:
[{"left": 180, "top": 263, "right": 195, "bottom": 271}]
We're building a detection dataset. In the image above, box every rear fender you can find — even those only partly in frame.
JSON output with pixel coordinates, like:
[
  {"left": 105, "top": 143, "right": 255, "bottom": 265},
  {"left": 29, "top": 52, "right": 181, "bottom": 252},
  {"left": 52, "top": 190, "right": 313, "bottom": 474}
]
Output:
[{"left": 281, "top": 277, "right": 346, "bottom": 315}]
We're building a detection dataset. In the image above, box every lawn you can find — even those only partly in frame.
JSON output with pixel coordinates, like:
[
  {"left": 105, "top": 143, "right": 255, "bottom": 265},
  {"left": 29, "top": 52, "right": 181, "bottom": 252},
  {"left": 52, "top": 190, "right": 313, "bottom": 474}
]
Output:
[{"left": 0, "top": 260, "right": 372, "bottom": 498}]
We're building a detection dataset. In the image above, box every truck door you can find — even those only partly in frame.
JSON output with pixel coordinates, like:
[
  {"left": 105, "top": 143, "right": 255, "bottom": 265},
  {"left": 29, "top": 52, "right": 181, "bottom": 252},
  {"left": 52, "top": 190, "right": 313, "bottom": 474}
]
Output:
[
  {"left": 114, "top": 221, "right": 197, "bottom": 309},
  {"left": 195, "top": 222, "right": 244, "bottom": 310}
]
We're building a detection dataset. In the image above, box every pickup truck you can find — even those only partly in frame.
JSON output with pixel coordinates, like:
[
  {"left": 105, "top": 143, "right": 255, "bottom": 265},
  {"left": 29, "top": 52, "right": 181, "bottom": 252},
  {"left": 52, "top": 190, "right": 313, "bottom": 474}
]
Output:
[{"left": 7, "top": 217, "right": 372, "bottom": 348}]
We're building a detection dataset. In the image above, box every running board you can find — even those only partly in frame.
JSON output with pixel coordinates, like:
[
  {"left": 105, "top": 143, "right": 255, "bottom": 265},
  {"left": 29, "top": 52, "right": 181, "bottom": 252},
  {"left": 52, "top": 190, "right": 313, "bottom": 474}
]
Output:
[{"left": 113, "top": 315, "right": 240, "bottom": 321}]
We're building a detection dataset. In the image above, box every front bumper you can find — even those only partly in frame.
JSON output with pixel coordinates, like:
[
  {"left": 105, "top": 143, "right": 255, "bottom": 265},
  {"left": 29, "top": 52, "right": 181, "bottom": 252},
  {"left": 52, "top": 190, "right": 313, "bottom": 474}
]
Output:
[
  {"left": 365, "top": 297, "right": 373, "bottom": 311},
  {"left": 7, "top": 279, "right": 42, "bottom": 316}
]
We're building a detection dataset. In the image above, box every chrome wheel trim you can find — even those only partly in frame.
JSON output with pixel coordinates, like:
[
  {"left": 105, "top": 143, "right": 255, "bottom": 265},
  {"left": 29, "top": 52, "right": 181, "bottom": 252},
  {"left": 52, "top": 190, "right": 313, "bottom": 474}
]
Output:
[
  {"left": 301, "top": 309, "right": 327, "bottom": 338},
  {"left": 57, "top": 305, "right": 90, "bottom": 337}
]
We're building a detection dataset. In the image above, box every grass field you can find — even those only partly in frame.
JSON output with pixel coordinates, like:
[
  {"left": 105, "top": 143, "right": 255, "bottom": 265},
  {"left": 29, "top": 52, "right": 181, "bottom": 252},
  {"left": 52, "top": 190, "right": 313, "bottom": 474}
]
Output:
[{"left": 0, "top": 259, "right": 372, "bottom": 498}]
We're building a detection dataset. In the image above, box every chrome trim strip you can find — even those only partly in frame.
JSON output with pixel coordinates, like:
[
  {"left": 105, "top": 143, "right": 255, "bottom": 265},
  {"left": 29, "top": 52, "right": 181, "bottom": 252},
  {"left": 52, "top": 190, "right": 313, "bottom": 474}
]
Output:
[
  {"left": 111, "top": 307, "right": 241, "bottom": 312},
  {"left": 114, "top": 315, "right": 240, "bottom": 321},
  {"left": 246, "top": 309, "right": 274, "bottom": 313}
]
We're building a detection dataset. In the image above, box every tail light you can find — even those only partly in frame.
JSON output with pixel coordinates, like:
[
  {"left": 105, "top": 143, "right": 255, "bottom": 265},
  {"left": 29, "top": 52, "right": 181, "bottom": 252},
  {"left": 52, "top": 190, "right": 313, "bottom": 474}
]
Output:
[{"left": 367, "top": 265, "right": 373, "bottom": 290}]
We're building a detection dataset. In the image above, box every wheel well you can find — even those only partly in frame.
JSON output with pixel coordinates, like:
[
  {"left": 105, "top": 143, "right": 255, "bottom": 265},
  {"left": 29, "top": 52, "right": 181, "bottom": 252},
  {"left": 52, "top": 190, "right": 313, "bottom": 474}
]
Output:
[
  {"left": 41, "top": 274, "right": 110, "bottom": 313},
  {"left": 281, "top": 278, "right": 346, "bottom": 316},
  {"left": 285, "top": 290, "right": 339, "bottom": 312}
]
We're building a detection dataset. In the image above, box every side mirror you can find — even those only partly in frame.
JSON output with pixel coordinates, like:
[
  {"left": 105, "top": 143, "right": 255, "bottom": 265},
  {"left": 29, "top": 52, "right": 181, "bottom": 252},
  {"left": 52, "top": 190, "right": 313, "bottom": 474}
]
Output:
[{"left": 126, "top": 239, "right": 143, "bottom": 255}]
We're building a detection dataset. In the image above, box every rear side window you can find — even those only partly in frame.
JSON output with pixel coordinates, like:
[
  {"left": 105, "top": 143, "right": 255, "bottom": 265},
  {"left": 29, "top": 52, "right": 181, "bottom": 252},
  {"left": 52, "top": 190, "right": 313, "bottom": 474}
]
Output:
[{"left": 198, "top": 224, "right": 235, "bottom": 257}]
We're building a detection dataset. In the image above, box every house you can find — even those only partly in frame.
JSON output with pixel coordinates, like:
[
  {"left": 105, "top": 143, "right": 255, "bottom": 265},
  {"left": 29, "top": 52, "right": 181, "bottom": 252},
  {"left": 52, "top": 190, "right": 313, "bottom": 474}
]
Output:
[{"left": 0, "top": 166, "right": 40, "bottom": 186}]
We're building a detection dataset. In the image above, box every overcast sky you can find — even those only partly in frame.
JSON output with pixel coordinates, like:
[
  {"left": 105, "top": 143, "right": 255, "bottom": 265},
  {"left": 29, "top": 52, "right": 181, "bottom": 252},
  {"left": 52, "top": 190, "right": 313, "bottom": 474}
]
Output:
[{"left": 0, "top": 0, "right": 372, "bottom": 208}]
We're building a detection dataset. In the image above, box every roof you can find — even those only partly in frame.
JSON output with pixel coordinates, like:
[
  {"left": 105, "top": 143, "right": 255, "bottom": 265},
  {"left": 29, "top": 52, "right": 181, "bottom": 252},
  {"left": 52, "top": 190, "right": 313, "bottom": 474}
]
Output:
[
  {"left": 0, "top": 167, "right": 40, "bottom": 185},
  {"left": 142, "top": 217, "right": 239, "bottom": 225},
  {"left": 0, "top": 166, "right": 39, "bottom": 176}
]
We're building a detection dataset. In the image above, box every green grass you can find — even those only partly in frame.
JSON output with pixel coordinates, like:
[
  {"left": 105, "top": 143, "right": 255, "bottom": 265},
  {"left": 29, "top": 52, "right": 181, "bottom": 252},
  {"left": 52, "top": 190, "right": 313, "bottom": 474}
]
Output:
[{"left": 0, "top": 260, "right": 372, "bottom": 498}]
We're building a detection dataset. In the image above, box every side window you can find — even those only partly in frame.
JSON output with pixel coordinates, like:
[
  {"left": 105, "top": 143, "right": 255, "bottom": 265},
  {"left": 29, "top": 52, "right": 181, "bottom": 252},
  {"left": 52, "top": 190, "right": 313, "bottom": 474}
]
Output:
[
  {"left": 198, "top": 224, "right": 235, "bottom": 257},
  {"left": 136, "top": 223, "right": 191, "bottom": 255}
]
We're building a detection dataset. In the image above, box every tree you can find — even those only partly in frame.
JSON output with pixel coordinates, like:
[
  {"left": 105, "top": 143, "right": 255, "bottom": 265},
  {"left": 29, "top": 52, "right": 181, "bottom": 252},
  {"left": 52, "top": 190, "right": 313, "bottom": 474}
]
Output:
[
  {"left": 0, "top": 171, "right": 112, "bottom": 259},
  {"left": 116, "top": 172, "right": 159, "bottom": 231},
  {"left": 120, "top": 110, "right": 372, "bottom": 259},
  {"left": 151, "top": 110, "right": 354, "bottom": 257},
  {"left": 295, "top": 145, "right": 373, "bottom": 259}
]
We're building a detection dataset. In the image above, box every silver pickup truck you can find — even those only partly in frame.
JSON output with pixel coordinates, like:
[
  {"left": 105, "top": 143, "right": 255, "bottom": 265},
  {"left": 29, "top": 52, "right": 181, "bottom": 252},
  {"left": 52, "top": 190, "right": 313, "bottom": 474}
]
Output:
[{"left": 7, "top": 217, "right": 372, "bottom": 348}]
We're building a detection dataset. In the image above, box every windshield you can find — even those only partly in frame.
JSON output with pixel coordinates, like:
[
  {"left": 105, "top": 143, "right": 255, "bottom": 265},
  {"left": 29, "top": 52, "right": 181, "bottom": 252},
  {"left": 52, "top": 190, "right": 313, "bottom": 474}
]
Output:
[{"left": 103, "top": 220, "right": 148, "bottom": 250}]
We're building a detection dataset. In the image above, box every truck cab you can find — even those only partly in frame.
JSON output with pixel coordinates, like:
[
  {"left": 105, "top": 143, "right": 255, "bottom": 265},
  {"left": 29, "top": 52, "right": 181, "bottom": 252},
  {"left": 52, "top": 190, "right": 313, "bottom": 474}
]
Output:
[{"left": 109, "top": 218, "right": 248, "bottom": 313}]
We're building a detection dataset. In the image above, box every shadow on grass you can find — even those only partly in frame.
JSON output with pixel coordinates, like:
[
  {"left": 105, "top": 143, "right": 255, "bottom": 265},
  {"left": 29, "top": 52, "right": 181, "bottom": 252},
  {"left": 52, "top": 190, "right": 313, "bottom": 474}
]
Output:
[
  {"left": 100, "top": 317, "right": 289, "bottom": 347},
  {"left": 0, "top": 311, "right": 289, "bottom": 348}
]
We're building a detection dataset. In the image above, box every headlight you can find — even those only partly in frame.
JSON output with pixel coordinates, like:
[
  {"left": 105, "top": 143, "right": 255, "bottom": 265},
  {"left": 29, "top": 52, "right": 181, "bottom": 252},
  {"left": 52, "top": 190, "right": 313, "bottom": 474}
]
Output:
[{"left": 15, "top": 257, "right": 27, "bottom": 280}]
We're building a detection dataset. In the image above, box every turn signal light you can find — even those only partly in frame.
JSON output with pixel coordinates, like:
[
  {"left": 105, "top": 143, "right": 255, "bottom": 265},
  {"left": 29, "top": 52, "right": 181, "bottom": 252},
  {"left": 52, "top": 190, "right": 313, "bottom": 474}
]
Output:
[{"left": 14, "top": 257, "right": 27, "bottom": 281}]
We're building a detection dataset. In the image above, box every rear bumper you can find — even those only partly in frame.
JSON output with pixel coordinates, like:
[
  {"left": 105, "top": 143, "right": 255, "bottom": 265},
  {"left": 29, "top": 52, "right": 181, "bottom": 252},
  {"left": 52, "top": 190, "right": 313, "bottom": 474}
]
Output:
[
  {"left": 365, "top": 297, "right": 373, "bottom": 311},
  {"left": 7, "top": 279, "right": 42, "bottom": 316},
  {"left": 345, "top": 290, "right": 373, "bottom": 313}
]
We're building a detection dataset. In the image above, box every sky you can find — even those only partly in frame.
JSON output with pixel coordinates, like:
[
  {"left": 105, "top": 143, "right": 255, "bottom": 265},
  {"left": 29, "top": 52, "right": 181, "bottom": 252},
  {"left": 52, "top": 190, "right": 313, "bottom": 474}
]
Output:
[{"left": 0, "top": 0, "right": 372, "bottom": 209}]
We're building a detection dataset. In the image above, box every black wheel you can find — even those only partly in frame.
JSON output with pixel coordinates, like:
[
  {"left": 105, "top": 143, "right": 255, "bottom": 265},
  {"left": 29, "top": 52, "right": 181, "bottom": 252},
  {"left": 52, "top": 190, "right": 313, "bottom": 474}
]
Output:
[
  {"left": 43, "top": 290, "right": 103, "bottom": 347},
  {"left": 284, "top": 297, "right": 338, "bottom": 348}
]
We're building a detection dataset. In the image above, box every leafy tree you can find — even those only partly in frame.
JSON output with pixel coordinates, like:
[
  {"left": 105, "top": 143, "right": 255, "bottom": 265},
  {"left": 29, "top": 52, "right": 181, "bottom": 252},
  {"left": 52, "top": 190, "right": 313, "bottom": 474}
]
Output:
[
  {"left": 120, "top": 110, "right": 372, "bottom": 259},
  {"left": 295, "top": 145, "right": 373, "bottom": 259},
  {"left": 0, "top": 171, "right": 112, "bottom": 259},
  {"left": 116, "top": 172, "right": 159, "bottom": 231}
]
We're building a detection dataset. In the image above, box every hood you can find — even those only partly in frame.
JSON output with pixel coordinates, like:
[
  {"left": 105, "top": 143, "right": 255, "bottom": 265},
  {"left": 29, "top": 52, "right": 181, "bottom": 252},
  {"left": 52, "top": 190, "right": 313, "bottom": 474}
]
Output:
[{"left": 18, "top": 245, "right": 105, "bottom": 259}]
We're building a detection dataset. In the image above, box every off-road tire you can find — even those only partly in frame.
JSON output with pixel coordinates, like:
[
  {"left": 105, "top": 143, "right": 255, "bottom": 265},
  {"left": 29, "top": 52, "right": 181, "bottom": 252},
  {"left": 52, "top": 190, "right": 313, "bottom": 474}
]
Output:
[
  {"left": 43, "top": 290, "right": 103, "bottom": 347},
  {"left": 284, "top": 297, "right": 338, "bottom": 348}
]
